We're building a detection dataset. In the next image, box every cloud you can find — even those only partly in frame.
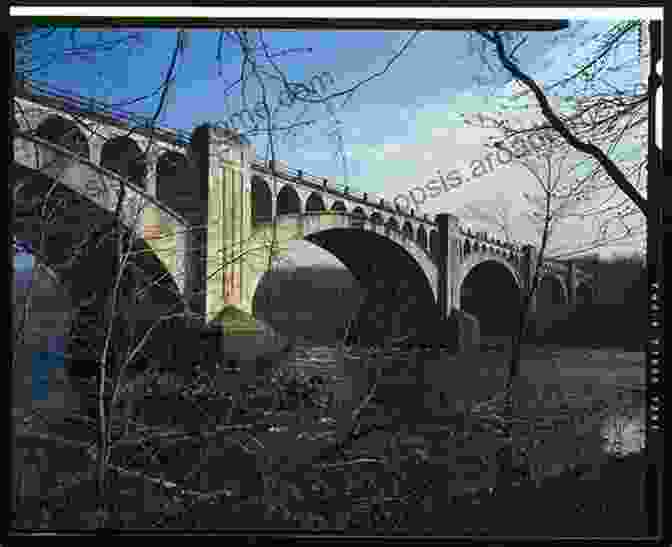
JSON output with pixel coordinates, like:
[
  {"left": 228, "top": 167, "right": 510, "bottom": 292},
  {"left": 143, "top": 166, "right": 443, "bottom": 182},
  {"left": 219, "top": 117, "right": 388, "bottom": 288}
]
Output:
[
  {"left": 381, "top": 143, "right": 404, "bottom": 156},
  {"left": 430, "top": 127, "right": 456, "bottom": 138}
]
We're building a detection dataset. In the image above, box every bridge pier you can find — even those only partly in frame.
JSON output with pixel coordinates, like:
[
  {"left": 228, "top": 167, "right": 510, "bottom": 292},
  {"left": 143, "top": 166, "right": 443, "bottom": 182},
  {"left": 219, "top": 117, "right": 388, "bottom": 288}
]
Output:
[
  {"left": 190, "top": 124, "right": 256, "bottom": 323},
  {"left": 436, "top": 212, "right": 461, "bottom": 318}
]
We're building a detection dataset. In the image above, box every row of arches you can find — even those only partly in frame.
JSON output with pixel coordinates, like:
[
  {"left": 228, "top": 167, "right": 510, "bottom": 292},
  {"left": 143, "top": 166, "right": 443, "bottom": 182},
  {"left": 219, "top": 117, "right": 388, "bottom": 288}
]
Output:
[
  {"left": 19, "top": 113, "right": 192, "bottom": 194},
  {"left": 21, "top": 114, "right": 589, "bottom": 303},
  {"left": 463, "top": 238, "right": 519, "bottom": 264},
  {"left": 25, "top": 115, "right": 514, "bottom": 268},
  {"left": 460, "top": 259, "right": 595, "bottom": 338},
  {"left": 252, "top": 176, "right": 437, "bottom": 256}
]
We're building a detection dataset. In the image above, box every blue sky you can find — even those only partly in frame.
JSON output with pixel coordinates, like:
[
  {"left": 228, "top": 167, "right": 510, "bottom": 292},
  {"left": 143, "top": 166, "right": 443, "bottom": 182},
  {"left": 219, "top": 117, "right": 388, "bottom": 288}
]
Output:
[{"left": 16, "top": 19, "right": 645, "bottom": 268}]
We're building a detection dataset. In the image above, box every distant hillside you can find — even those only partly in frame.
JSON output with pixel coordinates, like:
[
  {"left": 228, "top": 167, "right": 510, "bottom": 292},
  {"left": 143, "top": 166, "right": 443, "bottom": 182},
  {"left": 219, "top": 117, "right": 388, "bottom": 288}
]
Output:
[{"left": 253, "top": 265, "right": 363, "bottom": 343}]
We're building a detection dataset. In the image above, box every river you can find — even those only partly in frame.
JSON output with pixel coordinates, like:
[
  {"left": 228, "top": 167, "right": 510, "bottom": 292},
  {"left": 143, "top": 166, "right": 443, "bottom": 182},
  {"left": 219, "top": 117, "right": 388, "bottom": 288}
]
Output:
[{"left": 280, "top": 339, "right": 646, "bottom": 466}]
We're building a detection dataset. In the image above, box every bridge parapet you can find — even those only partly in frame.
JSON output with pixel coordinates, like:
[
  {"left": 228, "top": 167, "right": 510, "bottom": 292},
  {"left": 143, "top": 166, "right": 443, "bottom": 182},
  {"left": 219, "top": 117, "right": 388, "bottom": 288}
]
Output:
[
  {"left": 250, "top": 157, "right": 436, "bottom": 228},
  {"left": 15, "top": 78, "right": 192, "bottom": 149}
]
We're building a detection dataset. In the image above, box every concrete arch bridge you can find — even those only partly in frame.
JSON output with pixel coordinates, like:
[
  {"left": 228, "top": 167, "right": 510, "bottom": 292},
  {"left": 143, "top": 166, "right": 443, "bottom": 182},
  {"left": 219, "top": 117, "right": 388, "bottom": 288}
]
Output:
[{"left": 12, "top": 80, "right": 596, "bottom": 372}]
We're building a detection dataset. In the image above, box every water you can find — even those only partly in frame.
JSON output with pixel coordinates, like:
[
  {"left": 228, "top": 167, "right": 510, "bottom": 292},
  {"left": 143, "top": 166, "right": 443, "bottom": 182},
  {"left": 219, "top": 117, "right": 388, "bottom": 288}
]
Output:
[
  {"left": 601, "top": 410, "right": 646, "bottom": 457},
  {"left": 281, "top": 340, "right": 647, "bottom": 463}
]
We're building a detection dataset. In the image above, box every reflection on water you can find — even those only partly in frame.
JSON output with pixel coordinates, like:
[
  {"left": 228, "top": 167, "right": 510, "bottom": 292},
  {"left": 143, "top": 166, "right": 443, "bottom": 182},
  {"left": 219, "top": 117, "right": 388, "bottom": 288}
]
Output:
[{"left": 601, "top": 413, "right": 645, "bottom": 456}]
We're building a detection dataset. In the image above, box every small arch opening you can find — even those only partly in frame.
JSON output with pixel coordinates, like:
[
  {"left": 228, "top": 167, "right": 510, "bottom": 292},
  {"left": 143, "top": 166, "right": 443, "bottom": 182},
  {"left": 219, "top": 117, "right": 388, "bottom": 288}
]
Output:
[
  {"left": 252, "top": 176, "right": 273, "bottom": 224},
  {"left": 101, "top": 136, "right": 147, "bottom": 188},
  {"left": 35, "top": 115, "right": 90, "bottom": 159},
  {"left": 402, "top": 221, "right": 414, "bottom": 240},
  {"left": 276, "top": 185, "right": 301, "bottom": 215},
  {"left": 416, "top": 225, "right": 428, "bottom": 250},
  {"left": 305, "top": 192, "right": 326, "bottom": 213},
  {"left": 385, "top": 217, "right": 399, "bottom": 236},
  {"left": 331, "top": 200, "right": 347, "bottom": 213}
]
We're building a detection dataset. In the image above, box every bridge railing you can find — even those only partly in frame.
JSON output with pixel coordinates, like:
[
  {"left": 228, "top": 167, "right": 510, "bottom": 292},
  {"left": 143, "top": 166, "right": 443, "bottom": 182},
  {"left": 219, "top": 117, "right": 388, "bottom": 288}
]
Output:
[
  {"left": 250, "top": 157, "right": 439, "bottom": 225},
  {"left": 16, "top": 78, "right": 442, "bottom": 227}
]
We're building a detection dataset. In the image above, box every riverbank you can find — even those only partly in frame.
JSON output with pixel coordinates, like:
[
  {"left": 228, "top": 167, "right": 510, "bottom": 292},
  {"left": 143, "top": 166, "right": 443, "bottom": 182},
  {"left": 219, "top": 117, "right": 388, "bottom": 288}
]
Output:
[{"left": 13, "top": 341, "right": 648, "bottom": 533}]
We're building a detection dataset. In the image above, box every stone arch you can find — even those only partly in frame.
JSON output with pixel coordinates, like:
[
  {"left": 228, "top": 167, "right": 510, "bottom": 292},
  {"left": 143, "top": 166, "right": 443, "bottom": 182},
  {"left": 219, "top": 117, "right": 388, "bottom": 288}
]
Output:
[
  {"left": 402, "top": 221, "right": 414, "bottom": 240},
  {"left": 248, "top": 227, "right": 440, "bottom": 347},
  {"left": 331, "top": 200, "right": 347, "bottom": 212},
  {"left": 385, "top": 216, "right": 399, "bottom": 236},
  {"left": 416, "top": 225, "right": 428, "bottom": 250},
  {"left": 459, "top": 255, "right": 522, "bottom": 297},
  {"left": 276, "top": 185, "right": 301, "bottom": 215},
  {"left": 305, "top": 191, "right": 326, "bottom": 213},
  {"left": 156, "top": 150, "right": 190, "bottom": 216},
  {"left": 35, "top": 115, "right": 90, "bottom": 160},
  {"left": 12, "top": 163, "right": 189, "bottom": 393},
  {"left": 459, "top": 257, "right": 522, "bottom": 338},
  {"left": 352, "top": 206, "right": 366, "bottom": 219},
  {"left": 251, "top": 176, "right": 273, "bottom": 224},
  {"left": 13, "top": 248, "right": 77, "bottom": 417},
  {"left": 370, "top": 212, "right": 384, "bottom": 226},
  {"left": 100, "top": 135, "right": 147, "bottom": 188}
]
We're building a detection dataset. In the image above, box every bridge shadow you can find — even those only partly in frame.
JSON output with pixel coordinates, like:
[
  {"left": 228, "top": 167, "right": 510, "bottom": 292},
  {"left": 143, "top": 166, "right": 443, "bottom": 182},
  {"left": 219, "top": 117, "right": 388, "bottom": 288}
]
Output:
[
  {"left": 13, "top": 162, "right": 194, "bottom": 417},
  {"left": 460, "top": 260, "right": 521, "bottom": 341}
]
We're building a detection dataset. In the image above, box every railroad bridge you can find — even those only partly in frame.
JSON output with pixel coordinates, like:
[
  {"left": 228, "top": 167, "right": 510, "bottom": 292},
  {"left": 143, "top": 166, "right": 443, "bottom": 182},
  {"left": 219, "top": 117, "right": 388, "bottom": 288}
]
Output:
[{"left": 12, "top": 79, "right": 595, "bottom": 369}]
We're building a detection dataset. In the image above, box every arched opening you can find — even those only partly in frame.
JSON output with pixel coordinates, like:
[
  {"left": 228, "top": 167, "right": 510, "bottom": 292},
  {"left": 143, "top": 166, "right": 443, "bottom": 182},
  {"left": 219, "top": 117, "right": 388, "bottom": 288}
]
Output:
[
  {"left": 370, "top": 212, "right": 384, "bottom": 226},
  {"left": 156, "top": 151, "right": 190, "bottom": 214},
  {"left": 385, "top": 217, "right": 399, "bottom": 236},
  {"left": 331, "top": 200, "right": 347, "bottom": 212},
  {"left": 576, "top": 282, "right": 593, "bottom": 306},
  {"left": 460, "top": 260, "right": 520, "bottom": 339},
  {"left": 537, "top": 274, "right": 567, "bottom": 308},
  {"left": 251, "top": 176, "right": 273, "bottom": 224},
  {"left": 429, "top": 230, "right": 440, "bottom": 260},
  {"left": 100, "top": 136, "right": 147, "bottom": 188},
  {"left": 276, "top": 185, "right": 301, "bottom": 215},
  {"left": 252, "top": 241, "right": 362, "bottom": 344},
  {"left": 35, "top": 115, "right": 89, "bottom": 159},
  {"left": 251, "top": 228, "right": 438, "bottom": 348},
  {"left": 416, "top": 225, "right": 428, "bottom": 250},
  {"left": 402, "top": 221, "right": 414, "bottom": 240},
  {"left": 352, "top": 206, "right": 366, "bottom": 219},
  {"left": 305, "top": 192, "right": 326, "bottom": 213}
]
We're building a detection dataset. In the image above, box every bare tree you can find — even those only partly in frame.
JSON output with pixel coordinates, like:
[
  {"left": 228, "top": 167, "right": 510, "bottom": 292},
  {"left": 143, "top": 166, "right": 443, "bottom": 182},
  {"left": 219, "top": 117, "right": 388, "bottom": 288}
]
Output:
[
  {"left": 451, "top": 124, "right": 587, "bottom": 484},
  {"left": 468, "top": 20, "right": 649, "bottom": 257},
  {"left": 13, "top": 27, "right": 430, "bottom": 530},
  {"left": 456, "top": 191, "right": 516, "bottom": 244}
]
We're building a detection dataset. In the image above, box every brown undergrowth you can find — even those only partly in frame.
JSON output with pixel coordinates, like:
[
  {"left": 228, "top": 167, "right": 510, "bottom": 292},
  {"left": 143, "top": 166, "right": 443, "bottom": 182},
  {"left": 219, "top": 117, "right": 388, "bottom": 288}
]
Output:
[{"left": 12, "top": 345, "right": 647, "bottom": 533}]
